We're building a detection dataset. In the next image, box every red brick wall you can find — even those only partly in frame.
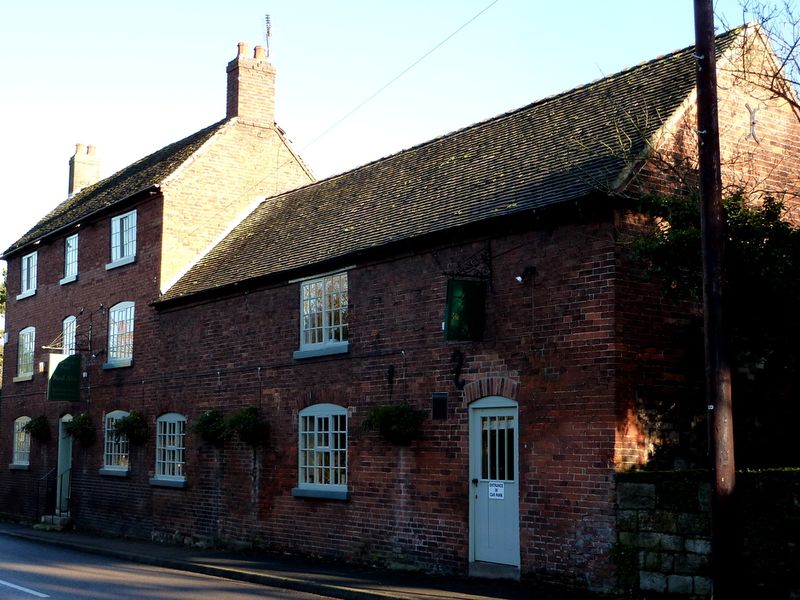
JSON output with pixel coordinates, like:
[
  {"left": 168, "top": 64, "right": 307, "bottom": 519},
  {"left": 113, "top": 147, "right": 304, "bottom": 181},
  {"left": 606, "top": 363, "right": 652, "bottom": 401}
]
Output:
[
  {"left": 627, "top": 30, "right": 800, "bottom": 207},
  {"left": 2, "top": 215, "right": 625, "bottom": 589}
]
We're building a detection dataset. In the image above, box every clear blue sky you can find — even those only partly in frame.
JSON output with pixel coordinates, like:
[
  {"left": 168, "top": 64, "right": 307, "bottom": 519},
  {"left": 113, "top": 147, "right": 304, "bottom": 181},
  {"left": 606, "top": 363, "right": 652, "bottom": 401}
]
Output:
[{"left": 0, "top": 0, "right": 750, "bottom": 256}]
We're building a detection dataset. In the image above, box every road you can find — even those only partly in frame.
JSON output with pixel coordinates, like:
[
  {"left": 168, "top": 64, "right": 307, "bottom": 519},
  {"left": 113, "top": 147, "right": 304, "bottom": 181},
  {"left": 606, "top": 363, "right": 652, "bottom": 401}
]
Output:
[{"left": 0, "top": 535, "right": 336, "bottom": 600}]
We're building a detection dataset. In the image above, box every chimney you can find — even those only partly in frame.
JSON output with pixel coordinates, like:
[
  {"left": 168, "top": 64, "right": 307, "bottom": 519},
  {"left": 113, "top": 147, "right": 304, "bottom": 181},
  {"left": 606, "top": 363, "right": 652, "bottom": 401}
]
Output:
[
  {"left": 68, "top": 143, "right": 100, "bottom": 196},
  {"left": 226, "top": 42, "right": 276, "bottom": 126}
]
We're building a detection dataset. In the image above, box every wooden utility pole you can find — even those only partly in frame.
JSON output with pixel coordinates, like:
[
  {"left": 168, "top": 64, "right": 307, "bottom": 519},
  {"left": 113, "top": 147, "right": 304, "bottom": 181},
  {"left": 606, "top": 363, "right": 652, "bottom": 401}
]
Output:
[{"left": 693, "top": 1, "right": 737, "bottom": 597}]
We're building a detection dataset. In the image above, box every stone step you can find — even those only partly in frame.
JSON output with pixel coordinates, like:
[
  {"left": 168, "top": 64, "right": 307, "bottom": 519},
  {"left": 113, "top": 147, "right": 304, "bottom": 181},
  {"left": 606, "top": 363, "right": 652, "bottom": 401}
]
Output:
[{"left": 35, "top": 514, "right": 72, "bottom": 531}]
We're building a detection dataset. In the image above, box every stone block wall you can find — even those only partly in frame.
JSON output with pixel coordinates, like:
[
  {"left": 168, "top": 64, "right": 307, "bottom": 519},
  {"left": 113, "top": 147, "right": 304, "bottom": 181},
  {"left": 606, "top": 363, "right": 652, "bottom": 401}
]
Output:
[{"left": 616, "top": 473, "right": 712, "bottom": 598}]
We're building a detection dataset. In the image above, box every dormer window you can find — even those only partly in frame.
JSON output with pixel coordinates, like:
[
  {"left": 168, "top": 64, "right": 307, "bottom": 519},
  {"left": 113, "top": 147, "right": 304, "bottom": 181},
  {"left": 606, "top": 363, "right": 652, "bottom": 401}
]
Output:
[
  {"left": 17, "top": 252, "right": 37, "bottom": 300},
  {"left": 106, "top": 210, "right": 137, "bottom": 270}
]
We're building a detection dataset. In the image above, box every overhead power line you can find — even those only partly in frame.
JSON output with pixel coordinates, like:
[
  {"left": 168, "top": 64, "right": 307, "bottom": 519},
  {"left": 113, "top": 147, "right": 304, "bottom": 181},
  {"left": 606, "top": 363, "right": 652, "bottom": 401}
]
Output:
[{"left": 300, "top": 0, "right": 502, "bottom": 152}]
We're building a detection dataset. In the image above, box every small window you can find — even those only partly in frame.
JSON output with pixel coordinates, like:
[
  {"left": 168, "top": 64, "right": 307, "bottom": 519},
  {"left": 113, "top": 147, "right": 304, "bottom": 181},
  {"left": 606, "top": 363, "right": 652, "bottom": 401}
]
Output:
[
  {"left": 293, "top": 404, "right": 348, "bottom": 500},
  {"left": 16, "top": 327, "right": 35, "bottom": 379},
  {"left": 102, "top": 410, "right": 130, "bottom": 473},
  {"left": 12, "top": 416, "right": 31, "bottom": 467},
  {"left": 294, "top": 272, "right": 349, "bottom": 359},
  {"left": 444, "top": 279, "right": 486, "bottom": 341},
  {"left": 107, "top": 210, "right": 137, "bottom": 269},
  {"left": 152, "top": 413, "right": 186, "bottom": 486},
  {"left": 61, "top": 234, "right": 79, "bottom": 284},
  {"left": 104, "top": 301, "right": 134, "bottom": 368},
  {"left": 62, "top": 316, "right": 77, "bottom": 356},
  {"left": 17, "top": 252, "right": 37, "bottom": 299}
]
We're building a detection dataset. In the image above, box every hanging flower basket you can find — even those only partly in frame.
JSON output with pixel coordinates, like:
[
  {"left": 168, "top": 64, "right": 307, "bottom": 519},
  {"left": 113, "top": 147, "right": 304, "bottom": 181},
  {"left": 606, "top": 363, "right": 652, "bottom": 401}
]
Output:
[
  {"left": 23, "top": 415, "right": 51, "bottom": 443},
  {"left": 64, "top": 412, "right": 96, "bottom": 446},
  {"left": 362, "top": 403, "right": 425, "bottom": 446},
  {"left": 191, "top": 410, "right": 231, "bottom": 446},
  {"left": 225, "top": 406, "right": 268, "bottom": 447},
  {"left": 113, "top": 410, "right": 148, "bottom": 445}
]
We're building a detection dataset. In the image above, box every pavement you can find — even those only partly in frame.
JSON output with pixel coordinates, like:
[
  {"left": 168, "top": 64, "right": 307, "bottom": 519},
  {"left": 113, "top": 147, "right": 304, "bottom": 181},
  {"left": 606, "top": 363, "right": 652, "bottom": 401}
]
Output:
[{"left": 0, "top": 521, "right": 611, "bottom": 600}]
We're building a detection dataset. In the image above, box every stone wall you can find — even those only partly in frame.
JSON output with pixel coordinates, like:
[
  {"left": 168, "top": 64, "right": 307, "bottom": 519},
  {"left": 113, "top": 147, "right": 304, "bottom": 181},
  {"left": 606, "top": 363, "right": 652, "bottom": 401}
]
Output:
[
  {"left": 616, "top": 470, "right": 800, "bottom": 598},
  {"left": 616, "top": 472, "right": 712, "bottom": 598}
]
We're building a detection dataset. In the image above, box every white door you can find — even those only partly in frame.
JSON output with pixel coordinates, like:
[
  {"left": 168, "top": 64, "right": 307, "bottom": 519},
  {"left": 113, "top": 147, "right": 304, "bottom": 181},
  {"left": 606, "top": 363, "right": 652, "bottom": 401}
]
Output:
[
  {"left": 56, "top": 414, "right": 73, "bottom": 514},
  {"left": 469, "top": 398, "right": 520, "bottom": 566}
]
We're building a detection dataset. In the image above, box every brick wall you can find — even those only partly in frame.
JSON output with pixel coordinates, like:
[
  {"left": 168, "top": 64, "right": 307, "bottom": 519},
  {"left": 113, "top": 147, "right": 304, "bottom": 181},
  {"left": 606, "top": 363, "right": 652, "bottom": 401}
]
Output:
[
  {"left": 628, "top": 29, "right": 800, "bottom": 206},
  {"left": 1, "top": 214, "right": 624, "bottom": 589},
  {"left": 160, "top": 120, "right": 312, "bottom": 291}
]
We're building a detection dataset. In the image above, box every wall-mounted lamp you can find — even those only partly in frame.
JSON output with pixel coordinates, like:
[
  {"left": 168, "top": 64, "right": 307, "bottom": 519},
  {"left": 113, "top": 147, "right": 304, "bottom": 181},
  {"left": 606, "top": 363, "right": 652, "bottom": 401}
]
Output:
[{"left": 515, "top": 265, "right": 536, "bottom": 284}]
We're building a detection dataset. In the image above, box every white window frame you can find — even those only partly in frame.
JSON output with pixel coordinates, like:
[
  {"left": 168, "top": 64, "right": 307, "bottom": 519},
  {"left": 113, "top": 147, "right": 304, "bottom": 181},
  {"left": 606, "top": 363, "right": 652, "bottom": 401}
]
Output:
[
  {"left": 293, "top": 272, "right": 349, "bottom": 359},
  {"left": 17, "top": 251, "right": 37, "bottom": 300},
  {"left": 14, "top": 327, "right": 35, "bottom": 382},
  {"left": 11, "top": 416, "right": 31, "bottom": 468},
  {"left": 151, "top": 413, "right": 186, "bottom": 487},
  {"left": 100, "top": 410, "right": 130, "bottom": 475},
  {"left": 62, "top": 316, "right": 77, "bottom": 356},
  {"left": 104, "top": 301, "right": 134, "bottom": 369},
  {"left": 60, "top": 233, "right": 79, "bottom": 284},
  {"left": 292, "top": 403, "right": 349, "bottom": 500},
  {"left": 106, "top": 209, "right": 137, "bottom": 270}
]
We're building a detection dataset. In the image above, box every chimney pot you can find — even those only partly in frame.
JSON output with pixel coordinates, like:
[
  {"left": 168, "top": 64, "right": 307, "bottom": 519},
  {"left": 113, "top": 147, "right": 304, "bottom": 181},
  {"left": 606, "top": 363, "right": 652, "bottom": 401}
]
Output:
[
  {"left": 226, "top": 40, "right": 276, "bottom": 125},
  {"left": 87, "top": 144, "right": 96, "bottom": 156},
  {"left": 75, "top": 143, "right": 85, "bottom": 155}
]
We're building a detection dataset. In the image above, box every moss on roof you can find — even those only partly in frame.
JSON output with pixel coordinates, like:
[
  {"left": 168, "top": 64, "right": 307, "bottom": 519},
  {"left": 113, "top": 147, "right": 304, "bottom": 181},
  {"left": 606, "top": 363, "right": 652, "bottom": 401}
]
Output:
[{"left": 161, "top": 30, "right": 744, "bottom": 304}]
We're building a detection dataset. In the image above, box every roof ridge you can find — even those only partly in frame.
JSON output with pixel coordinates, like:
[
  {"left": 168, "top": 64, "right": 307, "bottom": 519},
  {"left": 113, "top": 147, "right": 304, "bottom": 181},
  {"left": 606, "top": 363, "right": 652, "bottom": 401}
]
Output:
[
  {"left": 3, "top": 119, "right": 228, "bottom": 257},
  {"left": 300, "top": 27, "right": 746, "bottom": 189}
]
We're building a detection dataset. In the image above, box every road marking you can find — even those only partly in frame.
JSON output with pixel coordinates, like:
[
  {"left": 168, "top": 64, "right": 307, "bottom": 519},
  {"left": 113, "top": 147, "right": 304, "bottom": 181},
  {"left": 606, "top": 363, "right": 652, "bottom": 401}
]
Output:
[{"left": 0, "top": 579, "right": 49, "bottom": 597}]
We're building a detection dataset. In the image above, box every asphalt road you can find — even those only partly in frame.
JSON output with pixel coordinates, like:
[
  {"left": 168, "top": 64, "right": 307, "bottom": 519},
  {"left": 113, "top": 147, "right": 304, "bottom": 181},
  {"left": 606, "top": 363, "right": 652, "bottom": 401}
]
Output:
[{"left": 0, "top": 535, "right": 336, "bottom": 600}]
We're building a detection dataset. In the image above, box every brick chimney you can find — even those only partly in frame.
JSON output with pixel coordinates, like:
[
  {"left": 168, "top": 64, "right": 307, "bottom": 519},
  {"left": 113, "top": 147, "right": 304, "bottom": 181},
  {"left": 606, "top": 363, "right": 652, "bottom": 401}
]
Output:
[
  {"left": 68, "top": 143, "right": 100, "bottom": 197},
  {"left": 226, "top": 42, "right": 276, "bottom": 127}
]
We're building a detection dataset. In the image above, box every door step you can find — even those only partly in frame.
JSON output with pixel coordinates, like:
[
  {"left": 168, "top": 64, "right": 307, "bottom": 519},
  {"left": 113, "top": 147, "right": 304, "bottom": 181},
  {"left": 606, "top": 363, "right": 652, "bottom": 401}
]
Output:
[
  {"left": 35, "top": 514, "right": 72, "bottom": 531},
  {"left": 469, "top": 561, "right": 520, "bottom": 580}
]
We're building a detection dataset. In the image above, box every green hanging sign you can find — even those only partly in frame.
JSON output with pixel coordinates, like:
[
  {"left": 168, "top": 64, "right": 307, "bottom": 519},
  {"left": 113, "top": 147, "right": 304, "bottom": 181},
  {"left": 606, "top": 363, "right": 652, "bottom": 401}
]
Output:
[
  {"left": 444, "top": 279, "right": 486, "bottom": 341},
  {"left": 48, "top": 354, "right": 81, "bottom": 402}
]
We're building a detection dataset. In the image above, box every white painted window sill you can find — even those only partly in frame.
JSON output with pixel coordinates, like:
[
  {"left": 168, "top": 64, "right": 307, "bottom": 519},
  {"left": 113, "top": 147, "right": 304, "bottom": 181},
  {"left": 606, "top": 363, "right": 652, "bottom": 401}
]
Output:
[
  {"left": 150, "top": 477, "right": 187, "bottom": 489},
  {"left": 102, "top": 358, "right": 133, "bottom": 370},
  {"left": 293, "top": 342, "right": 350, "bottom": 360},
  {"left": 59, "top": 274, "right": 78, "bottom": 285},
  {"left": 99, "top": 468, "right": 130, "bottom": 477},
  {"left": 12, "top": 374, "right": 33, "bottom": 383},
  {"left": 292, "top": 487, "right": 350, "bottom": 501},
  {"left": 105, "top": 255, "right": 136, "bottom": 271},
  {"left": 15, "top": 289, "right": 36, "bottom": 301},
  {"left": 9, "top": 463, "right": 30, "bottom": 471}
]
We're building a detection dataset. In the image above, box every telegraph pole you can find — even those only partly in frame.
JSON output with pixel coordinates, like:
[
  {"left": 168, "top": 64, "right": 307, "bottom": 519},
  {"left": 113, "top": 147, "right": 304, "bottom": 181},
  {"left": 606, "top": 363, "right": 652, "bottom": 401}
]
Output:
[{"left": 693, "top": 1, "right": 736, "bottom": 597}]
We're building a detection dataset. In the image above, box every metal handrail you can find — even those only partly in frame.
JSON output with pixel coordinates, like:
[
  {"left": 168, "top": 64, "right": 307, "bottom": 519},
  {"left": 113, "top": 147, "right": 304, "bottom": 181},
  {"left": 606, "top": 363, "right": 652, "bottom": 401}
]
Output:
[
  {"left": 56, "top": 468, "right": 72, "bottom": 515},
  {"left": 35, "top": 467, "right": 57, "bottom": 521}
]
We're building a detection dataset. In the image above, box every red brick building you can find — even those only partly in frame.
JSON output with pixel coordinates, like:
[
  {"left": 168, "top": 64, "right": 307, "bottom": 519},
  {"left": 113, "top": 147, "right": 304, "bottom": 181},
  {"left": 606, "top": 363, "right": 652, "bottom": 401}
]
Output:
[{"left": 1, "top": 27, "right": 798, "bottom": 591}]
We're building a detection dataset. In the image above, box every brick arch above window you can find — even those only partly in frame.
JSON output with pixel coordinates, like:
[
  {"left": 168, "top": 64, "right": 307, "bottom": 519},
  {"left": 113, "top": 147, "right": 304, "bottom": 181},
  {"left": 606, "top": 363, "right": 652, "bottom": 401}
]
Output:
[{"left": 464, "top": 377, "right": 519, "bottom": 404}]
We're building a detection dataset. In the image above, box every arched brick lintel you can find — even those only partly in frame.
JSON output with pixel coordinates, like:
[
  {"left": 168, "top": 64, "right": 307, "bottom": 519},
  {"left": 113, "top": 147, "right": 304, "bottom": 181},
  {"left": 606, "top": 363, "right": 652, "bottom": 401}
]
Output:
[{"left": 464, "top": 377, "right": 519, "bottom": 404}]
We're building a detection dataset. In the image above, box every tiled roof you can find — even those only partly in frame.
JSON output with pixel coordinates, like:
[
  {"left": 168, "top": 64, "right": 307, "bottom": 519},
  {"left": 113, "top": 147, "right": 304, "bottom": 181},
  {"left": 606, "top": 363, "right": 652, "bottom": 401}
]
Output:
[
  {"left": 162, "top": 29, "right": 738, "bottom": 303},
  {"left": 3, "top": 120, "right": 227, "bottom": 257}
]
